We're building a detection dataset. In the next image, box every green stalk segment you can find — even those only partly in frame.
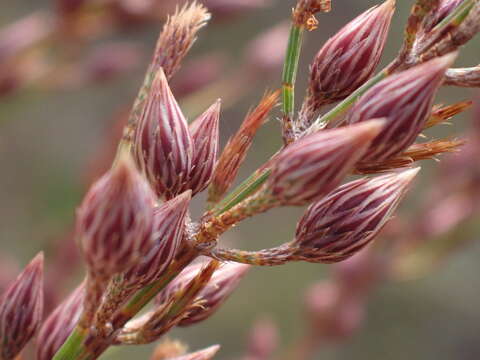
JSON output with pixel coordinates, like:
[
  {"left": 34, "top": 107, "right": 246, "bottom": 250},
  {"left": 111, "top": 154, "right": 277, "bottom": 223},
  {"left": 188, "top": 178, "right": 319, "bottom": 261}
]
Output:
[
  {"left": 282, "top": 25, "right": 304, "bottom": 117},
  {"left": 52, "top": 328, "right": 89, "bottom": 360},
  {"left": 213, "top": 169, "right": 272, "bottom": 216},
  {"left": 308, "top": 69, "right": 389, "bottom": 131}
]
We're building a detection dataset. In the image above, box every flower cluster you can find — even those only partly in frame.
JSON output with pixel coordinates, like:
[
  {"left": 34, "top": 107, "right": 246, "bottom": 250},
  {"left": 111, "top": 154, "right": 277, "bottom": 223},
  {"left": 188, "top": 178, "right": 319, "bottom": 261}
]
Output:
[{"left": 1, "top": 0, "right": 479, "bottom": 359}]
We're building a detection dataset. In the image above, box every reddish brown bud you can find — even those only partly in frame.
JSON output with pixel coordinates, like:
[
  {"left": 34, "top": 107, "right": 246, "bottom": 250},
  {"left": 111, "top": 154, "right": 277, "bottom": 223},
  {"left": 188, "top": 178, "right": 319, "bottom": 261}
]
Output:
[
  {"left": 76, "top": 152, "right": 157, "bottom": 276},
  {"left": 208, "top": 90, "right": 279, "bottom": 203},
  {"left": 302, "top": 0, "right": 394, "bottom": 120},
  {"left": 36, "top": 283, "right": 85, "bottom": 360},
  {"left": 134, "top": 68, "right": 194, "bottom": 199},
  {"left": 185, "top": 100, "right": 221, "bottom": 195},
  {"left": 124, "top": 191, "right": 191, "bottom": 288},
  {"left": 268, "top": 120, "right": 384, "bottom": 205},
  {"left": 344, "top": 54, "right": 456, "bottom": 163},
  {"left": 294, "top": 168, "right": 419, "bottom": 263},
  {"left": 170, "top": 345, "right": 220, "bottom": 360},
  {"left": 0, "top": 253, "right": 43, "bottom": 360},
  {"left": 178, "top": 263, "right": 250, "bottom": 326}
]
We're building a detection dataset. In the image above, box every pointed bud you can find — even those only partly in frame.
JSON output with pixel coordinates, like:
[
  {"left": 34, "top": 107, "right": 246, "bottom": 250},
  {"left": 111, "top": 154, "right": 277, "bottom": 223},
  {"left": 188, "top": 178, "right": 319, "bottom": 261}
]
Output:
[
  {"left": 134, "top": 68, "right": 194, "bottom": 199},
  {"left": 344, "top": 54, "right": 456, "bottom": 163},
  {"left": 169, "top": 345, "right": 220, "bottom": 360},
  {"left": 267, "top": 120, "right": 384, "bottom": 205},
  {"left": 0, "top": 253, "right": 43, "bottom": 360},
  {"left": 124, "top": 191, "right": 191, "bottom": 288},
  {"left": 150, "top": 339, "right": 188, "bottom": 360},
  {"left": 301, "top": 0, "right": 394, "bottom": 122},
  {"left": 208, "top": 90, "right": 279, "bottom": 203},
  {"left": 76, "top": 152, "right": 157, "bottom": 277},
  {"left": 36, "top": 283, "right": 85, "bottom": 360},
  {"left": 185, "top": 100, "right": 221, "bottom": 195},
  {"left": 178, "top": 263, "right": 250, "bottom": 326},
  {"left": 294, "top": 168, "right": 419, "bottom": 263}
]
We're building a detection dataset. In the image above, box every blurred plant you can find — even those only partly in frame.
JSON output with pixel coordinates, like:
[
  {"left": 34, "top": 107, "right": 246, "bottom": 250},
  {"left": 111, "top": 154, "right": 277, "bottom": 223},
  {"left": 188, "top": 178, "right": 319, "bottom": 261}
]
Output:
[{"left": 1, "top": 0, "right": 480, "bottom": 359}]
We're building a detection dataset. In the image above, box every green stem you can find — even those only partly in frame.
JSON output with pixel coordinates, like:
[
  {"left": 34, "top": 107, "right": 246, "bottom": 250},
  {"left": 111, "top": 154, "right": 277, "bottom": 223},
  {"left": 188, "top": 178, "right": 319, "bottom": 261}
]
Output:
[
  {"left": 433, "top": 0, "right": 475, "bottom": 31},
  {"left": 52, "top": 253, "right": 194, "bottom": 360},
  {"left": 307, "top": 68, "right": 391, "bottom": 132},
  {"left": 282, "top": 25, "right": 304, "bottom": 117},
  {"left": 211, "top": 168, "right": 271, "bottom": 216},
  {"left": 52, "top": 328, "right": 89, "bottom": 360}
]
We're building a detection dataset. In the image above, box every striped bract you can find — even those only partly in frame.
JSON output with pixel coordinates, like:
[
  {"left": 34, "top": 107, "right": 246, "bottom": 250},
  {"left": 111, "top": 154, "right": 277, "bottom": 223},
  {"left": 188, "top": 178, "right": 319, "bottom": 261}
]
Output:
[
  {"left": 268, "top": 120, "right": 383, "bottom": 205},
  {"left": 185, "top": 100, "right": 220, "bottom": 195},
  {"left": 344, "top": 54, "right": 455, "bottom": 163},
  {"left": 294, "top": 169, "right": 418, "bottom": 263},
  {"left": 134, "top": 69, "right": 193, "bottom": 199},
  {"left": 76, "top": 154, "right": 156, "bottom": 276},
  {"left": 0, "top": 254, "right": 43, "bottom": 360},
  {"left": 124, "top": 191, "right": 191, "bottom": 288},
  {"left": 36, "top": 283, "right": 84, "bottom": 360}
]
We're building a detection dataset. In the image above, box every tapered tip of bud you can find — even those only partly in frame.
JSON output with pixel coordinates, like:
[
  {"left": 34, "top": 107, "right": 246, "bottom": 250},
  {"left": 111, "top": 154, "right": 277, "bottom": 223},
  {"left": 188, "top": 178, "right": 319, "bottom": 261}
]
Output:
[
  {"left": 382, "top": 0, "right": 396, "bottom": 11},
  {"left": 29, "top": 252, "right": 44, "bottom": 271},
  {"left": 433, "top": 51, "right": 458, "bottom": 69},
  {"left": 173, "top": 345, "right": 220, "bottom": 360},
  {"left": 396, "top": 167, "right": 421, "bottom": 184}
]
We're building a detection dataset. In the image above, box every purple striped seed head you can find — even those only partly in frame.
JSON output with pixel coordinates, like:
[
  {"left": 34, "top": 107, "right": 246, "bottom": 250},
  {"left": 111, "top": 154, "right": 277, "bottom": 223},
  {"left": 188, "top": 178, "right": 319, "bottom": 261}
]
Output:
[
  {"left": 294, "top": 168, "right": 419, "bottom": 263},
  {"left": 178, "top": 263, "right": 250, "bottom": 326},
  {"left": 36, "top": 283, "right": 85, "bottom": 360},
  {"left": 123, "top": 191, "right": 191, "bottom": 288},
  {"left": 344, "top": 53, "right": 456, "bottom": 163},
  {"left": 0, "top": 253, "right": 43, "bottom": 360},
  {"left": 134, "top": 68, "right": 194, "bottom": 199},
  {"left": 268, "top": 120, "right": 384, "bottom": 205},
  {"left": 184, "top": 100, "right": 221, "bottom": 195},
  {"left": 169, "top": 345, "right": 220, "bottom": 360},
  {"left": 307, "top": 0, "right": 394, "bottom": 105},
  {"left": 76, "top": 152, "right": 157, "bottom": 277},
  {"left": 155, "top": 262, "right": 207, "bottom": 307}
]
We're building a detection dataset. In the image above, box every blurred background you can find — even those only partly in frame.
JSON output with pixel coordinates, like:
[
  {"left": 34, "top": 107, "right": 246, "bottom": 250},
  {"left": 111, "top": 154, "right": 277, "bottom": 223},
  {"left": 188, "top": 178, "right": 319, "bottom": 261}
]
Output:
[{"left": 1, "top": 0, "right": 480, "bottom": 359}]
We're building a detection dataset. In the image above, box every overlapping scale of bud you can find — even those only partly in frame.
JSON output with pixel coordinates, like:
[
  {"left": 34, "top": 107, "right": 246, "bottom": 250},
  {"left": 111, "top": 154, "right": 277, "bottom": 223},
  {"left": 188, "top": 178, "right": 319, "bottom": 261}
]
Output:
[
  {"left": 293, "top": 168, "right": 419, "bottom": 263},
  {"left": 123, "top": 191, "right": 191, "bottom": 288},
  {"left": 299, "top": 0, "right": 395, "bottom": 127},
  {"left": 178, "top": 263, "right": 250, "bottom": 326},
  {"left": 120, "top": 261, "right": 220, "bottom": 345},
  {"left": 0, "top": 253, "right": 43, "bottom": 360},
  {"left": 76, "top": 152, "right": 157, "bottom": 277},
  {"left": 36, "top": 283, "right": 85, "bottom": 360},
  {"left": 267, "top": 120, "right": 384, "bottom": 205},
  {"left": 343, "top": 53, "right": 455, "bottom": 164},
  {"left": 185, "top": 100, "right": 221, "bottom": 195},
  {"left": 134, "top": 69, "right": 194, "bottom": 200},
  {"left": 154, "top": 263, "right": 249, "bottom": 326}
]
